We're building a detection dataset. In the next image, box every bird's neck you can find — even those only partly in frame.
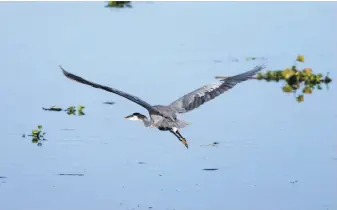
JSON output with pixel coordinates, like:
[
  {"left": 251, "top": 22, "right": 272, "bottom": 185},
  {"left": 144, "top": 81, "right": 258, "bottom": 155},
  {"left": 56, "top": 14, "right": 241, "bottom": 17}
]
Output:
[{"left": 140, "top": 116, "right": 151, "bottom": 127}]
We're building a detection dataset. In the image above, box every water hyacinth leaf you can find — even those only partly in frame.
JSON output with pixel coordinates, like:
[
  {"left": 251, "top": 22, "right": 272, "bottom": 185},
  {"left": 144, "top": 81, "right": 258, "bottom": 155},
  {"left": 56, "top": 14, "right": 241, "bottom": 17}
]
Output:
[
  {"left": 66, "top": 106, "right": 76, "bottom": 115},
  {"left": 282, "top": 84, "right": 293, "bottom": 93},
  {"left": 296, "top": 55, "right": 305, "bottom": 62},
  {"left": 282, "top": 68, "right": 295, "bottom": 79},
  {"left": 78, "top": 110, "right": 85, "bottom": 116},
  {"left": 303, "top": 68, "right": 312, "bottom": 75},
  {"left": 32, "top": 129, "right": 39, "bottom": 136},
  {"left": 78, "top": 105, "right": 84, "bottom": 111},
  {"left": 105, "top": 1, "right": 132, "bottom": 8},
  {"left": 32, "top": 137, "right": 39, "bottom": 143},
  {"left": 296, "top": 95, "right": 304, "bottom": 103},
  {"left": 256, "top": 72, "right": 264, "bottom": 80},
  {"left": 291, "top": 65, "right": 297, "bottom": 71},
  {"left": 303, "top": 86, "right": 312, "bottom": 94}
]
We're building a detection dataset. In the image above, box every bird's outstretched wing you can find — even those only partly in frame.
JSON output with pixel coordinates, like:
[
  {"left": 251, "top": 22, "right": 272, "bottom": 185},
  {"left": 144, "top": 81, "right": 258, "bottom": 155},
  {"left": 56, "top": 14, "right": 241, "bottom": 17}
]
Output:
[
  {"left": 59, "top": 65, "right": 168, "bottom": 118},
  {"left": 169, "top": 65, "right": 265, "bottom": 114}
]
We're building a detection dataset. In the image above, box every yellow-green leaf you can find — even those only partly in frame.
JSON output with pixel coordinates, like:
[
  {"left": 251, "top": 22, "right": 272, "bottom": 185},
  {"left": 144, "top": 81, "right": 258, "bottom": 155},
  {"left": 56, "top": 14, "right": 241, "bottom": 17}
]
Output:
[
  {"left": 296, "top": 55, "right": 305, "bottom": 62},
  {"left": 282, "top": 68, "right": 295, "bottom": 79},
  {"left": 78, "top": 105, "right": 85, "bottom": 111},
  {"left": 296, "top": 95, "right": 304, "bottom": 102},
  {"left": 32, "top": 130, "right": 39, "bottom": 135},
  {"left": 282, "top": 84, "right": 293, "bottom": 93},
  {"left": 302, "top": 86, "right": 312, "bottom": 94},
  {"left": 32, "top": 137, "right": 39, "bottom": 143},
  {"left": 303, "top": 68, "right": 312, "bottom": 75}
]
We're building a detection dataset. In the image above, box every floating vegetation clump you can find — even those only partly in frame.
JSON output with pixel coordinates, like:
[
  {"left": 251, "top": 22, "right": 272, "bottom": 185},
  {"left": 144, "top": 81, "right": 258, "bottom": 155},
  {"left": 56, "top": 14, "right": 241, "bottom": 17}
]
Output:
[
  {"left": 43, "top": 105, "right": 85, "bottom": 116},
  {"left": 216, "top": 55, "right": 332, "bottom": 103},
  {"left": 105, "top": 1, "right": 132, "bottom": 8},
  {"left": 23, "top": 125, "right": 46, "bottom": 146},
  {"left": 255, "top": 55, "right": 332, "bottom": 102}
]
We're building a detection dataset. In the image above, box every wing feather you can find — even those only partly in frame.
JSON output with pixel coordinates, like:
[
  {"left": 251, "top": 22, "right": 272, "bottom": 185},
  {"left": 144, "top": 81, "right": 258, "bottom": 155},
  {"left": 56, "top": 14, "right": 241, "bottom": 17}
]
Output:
[
  {"left": 59, "top": 65, "right": 169, "bottom": 118},
  {"left": 169, "top": 65, "right": 265, "bottom": 114}
]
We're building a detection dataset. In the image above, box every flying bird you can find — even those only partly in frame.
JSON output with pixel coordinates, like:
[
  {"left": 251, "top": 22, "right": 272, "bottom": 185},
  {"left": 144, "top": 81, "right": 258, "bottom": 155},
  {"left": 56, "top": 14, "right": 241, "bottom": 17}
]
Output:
[{"left": 59, "top": 65, "right": 265, "bottom": 148}]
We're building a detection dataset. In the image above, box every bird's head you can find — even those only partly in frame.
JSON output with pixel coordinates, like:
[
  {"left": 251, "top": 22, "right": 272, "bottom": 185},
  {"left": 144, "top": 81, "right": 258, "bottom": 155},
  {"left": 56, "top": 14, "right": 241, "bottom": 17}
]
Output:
[{"left": 124, "top": 112, "right": 147, "bottom": 121}]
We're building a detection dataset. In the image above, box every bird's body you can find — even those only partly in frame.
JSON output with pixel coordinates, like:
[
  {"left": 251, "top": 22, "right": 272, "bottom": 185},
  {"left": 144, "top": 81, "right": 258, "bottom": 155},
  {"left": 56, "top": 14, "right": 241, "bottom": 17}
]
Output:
[{"left": 60, "top": 65, "right": 265, "bottom": 148}]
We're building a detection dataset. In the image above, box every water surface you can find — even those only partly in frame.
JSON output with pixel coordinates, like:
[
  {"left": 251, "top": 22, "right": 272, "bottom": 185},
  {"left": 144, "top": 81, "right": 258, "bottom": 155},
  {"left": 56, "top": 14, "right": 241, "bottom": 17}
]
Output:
[{"left": 0, "top": 2, "right": 336, "bottom": 210}]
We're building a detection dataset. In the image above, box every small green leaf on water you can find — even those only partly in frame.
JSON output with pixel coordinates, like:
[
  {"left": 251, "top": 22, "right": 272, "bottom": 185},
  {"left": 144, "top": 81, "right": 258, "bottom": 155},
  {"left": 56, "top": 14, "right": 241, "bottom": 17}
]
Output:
[
  {"left": 78, "top": 110, "right": 85, "bottom": 116},
  {"left": 296, "top": 55, "right": 305, "bottom": 62},
  {"left": 32, "top": 137, "right": 39, "bottom": 144},
  {"left": 303, "top": 68, "right": 312, "bottom": 76},
  {"left": 32, "top": 130, "right": 39, "bottom": 135},
  {"left": 256, "top": 72, "right": 264, "bottom": 80},
  {"left": 282, "top": 68, "right": 295, "bottom": 79},
  {"left": 282, "top": 84, "right": 293, "bottom": 93},
  {"left": 78, "top": 105, "right": 85, "bottom": 111},
  {"left": 296, "top": 95, "right": 304, "bottom": 103},
  {"left": 302, "top": 86, "right": 312, "bottom": 94},
  {"left": 38, "top": 125, "right": 43, "bottom": 130}
]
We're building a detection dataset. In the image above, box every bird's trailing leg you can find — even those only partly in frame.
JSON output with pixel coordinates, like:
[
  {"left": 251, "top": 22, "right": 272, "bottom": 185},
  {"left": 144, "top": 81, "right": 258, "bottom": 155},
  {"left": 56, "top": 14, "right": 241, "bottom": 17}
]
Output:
[{"left": 169, "top": 129, "right": 188, "bottom": 149}]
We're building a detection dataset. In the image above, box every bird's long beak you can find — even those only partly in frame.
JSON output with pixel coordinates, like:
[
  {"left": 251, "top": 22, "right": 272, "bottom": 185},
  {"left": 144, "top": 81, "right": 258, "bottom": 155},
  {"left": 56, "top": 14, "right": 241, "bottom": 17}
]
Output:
[{"left": 124, "top": 114, "right": 133, "bottom": 120}]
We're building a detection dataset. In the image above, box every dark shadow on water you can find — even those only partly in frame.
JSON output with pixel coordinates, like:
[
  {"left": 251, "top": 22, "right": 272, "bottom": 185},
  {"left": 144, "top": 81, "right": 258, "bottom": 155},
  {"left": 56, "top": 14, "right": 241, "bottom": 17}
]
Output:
[
  {"left": 289, "top": 180, "right": 298, "bottom": 184},
  {"left": 203, "top": 168, "right": 219, "bottom": 171},
  {"left": 57, "top": 173, "right": 84, "bottom": 176},
  {"left": 103, "top": 101, "right": 116, "bottom": 105},
  {"left": 200, "top": 142, "right": 219, "bottom": 147},
  {"left": 60, "top": 128, "right": 76, "bottom": 131}
]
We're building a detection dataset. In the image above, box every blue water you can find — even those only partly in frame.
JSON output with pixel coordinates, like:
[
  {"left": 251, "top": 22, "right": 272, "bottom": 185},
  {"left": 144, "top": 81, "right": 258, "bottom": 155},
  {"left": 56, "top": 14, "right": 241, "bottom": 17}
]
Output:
[{"left": 0, "top": 2, "right": 336, "bottom": 210}]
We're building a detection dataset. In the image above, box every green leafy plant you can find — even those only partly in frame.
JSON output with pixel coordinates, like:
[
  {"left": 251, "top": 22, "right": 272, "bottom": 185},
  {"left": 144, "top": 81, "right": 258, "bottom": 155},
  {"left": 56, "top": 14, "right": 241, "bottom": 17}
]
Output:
[
  {"left": 77, "top": 105, "right": 85, "bottom": 116},
  {"left": 43, "top": 105, "right": 85, "bottom": 116},
  {"left": 42, "top": 106, "right": 62, "bottom": 111},
  {"left": 23, "top": 125, "right": 46, "bottom": 146},
  {"left": 255, "top": 55, "right": 332, "bottom": 102},
  {"left": 216, "top": 55, "right": 332, "bottom": 103},
  {"left": 105, "top": 1, "right": 132, "bottom": 8},
  {"left": 66, "top": 106, "right": 76, "bottom": 115}
]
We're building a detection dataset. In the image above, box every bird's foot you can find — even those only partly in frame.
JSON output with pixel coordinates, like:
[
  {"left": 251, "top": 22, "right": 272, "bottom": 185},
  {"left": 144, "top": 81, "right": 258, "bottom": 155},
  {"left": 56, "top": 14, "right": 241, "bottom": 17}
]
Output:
[{"left": 179, "top": 138, "right": 188, "bottom": 149}]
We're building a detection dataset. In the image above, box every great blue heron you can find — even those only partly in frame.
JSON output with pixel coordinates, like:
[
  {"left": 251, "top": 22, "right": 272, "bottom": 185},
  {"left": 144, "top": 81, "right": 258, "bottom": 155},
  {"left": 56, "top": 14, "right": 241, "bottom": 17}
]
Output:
[{"left": 59, "top": 65, "right": 265, "bottom": 149}]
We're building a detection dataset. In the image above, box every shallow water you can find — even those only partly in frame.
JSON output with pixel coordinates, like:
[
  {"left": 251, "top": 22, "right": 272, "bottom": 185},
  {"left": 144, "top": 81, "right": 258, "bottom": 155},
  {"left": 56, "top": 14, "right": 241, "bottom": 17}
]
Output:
[{"left": 0, "top": 2, "right": 336, "bottom": 210}]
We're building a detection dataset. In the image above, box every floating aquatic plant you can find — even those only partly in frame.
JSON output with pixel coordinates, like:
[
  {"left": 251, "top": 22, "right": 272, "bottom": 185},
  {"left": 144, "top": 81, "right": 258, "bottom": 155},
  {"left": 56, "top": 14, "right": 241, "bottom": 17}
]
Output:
[
  {"left": 255, "top": 55, "right": 332, "bottom": 102},
  {"left": 23, "top": 125, "right": 46, "bottom": 146},
  {"left": 105, "top": 1, "right": 132, "bottom": 8},
  {"left": 216, "top": 55, "right": 332, "bottom": 103},
  {"left": 42, "top": 105, "right": 85, "bottom": 116}
]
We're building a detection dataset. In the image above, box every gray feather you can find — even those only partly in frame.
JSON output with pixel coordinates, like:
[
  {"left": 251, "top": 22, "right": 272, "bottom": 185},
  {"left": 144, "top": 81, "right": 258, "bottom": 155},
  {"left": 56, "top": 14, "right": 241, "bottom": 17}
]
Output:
[
  {"left": 60, "top": 65, "right": 175, "bottom": 121},
  {"left": 169, "top": 65, "right": 265, "bottom": 114}
]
